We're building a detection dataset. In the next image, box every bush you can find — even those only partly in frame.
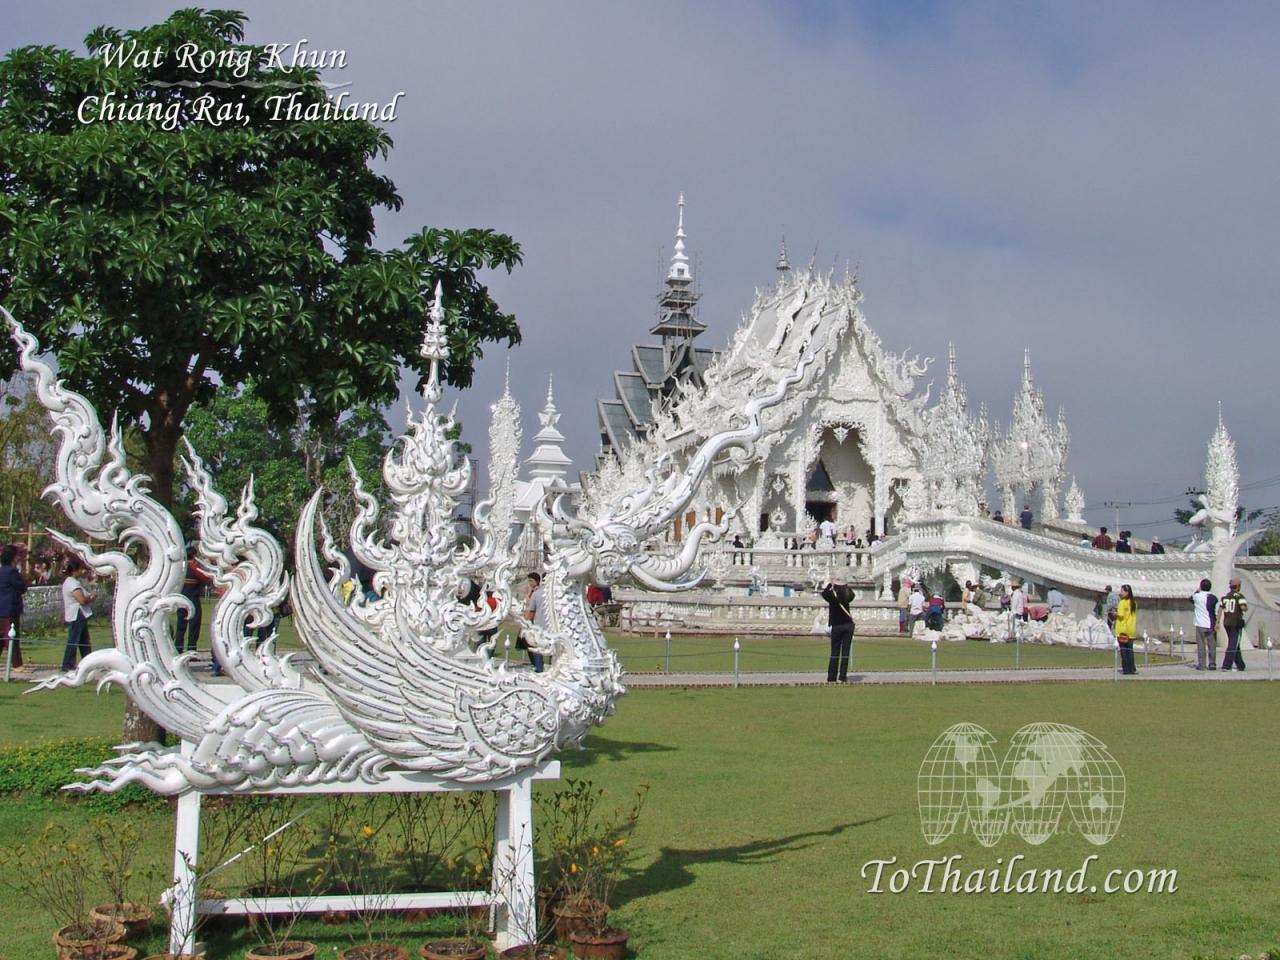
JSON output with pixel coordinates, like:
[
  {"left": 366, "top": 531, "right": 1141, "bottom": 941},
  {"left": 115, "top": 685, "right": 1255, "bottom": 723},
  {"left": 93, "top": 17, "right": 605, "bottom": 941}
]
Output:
[{"left": 0, "top": 737, "right": 162, "bottom": 810}]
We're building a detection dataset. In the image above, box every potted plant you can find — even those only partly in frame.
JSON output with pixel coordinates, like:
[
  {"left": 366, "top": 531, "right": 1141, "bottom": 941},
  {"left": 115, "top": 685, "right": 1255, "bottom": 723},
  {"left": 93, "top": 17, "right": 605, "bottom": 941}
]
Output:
[
  {"left": 89, "top": 819, "right": 158, "bottom": 938},
  {"left": 237, "top": 798, "right": 320, "bottom": 960},
  {"left": 325, "top": 798, "right": 409, "bottom": 960},
  {"left": 420, "top": 847, "right": 492, "bottom": 960},
  {"left": 0, "top": 823, "right": 129, "bottom": 959},
  {"left": 555, "top": 787, "right": 647, "bottom": 960}
]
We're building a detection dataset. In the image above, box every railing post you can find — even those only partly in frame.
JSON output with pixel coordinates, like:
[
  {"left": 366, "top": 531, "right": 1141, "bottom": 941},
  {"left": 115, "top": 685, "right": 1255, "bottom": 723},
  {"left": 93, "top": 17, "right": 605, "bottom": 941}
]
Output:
[
  {"left": 931, "top": 639, "right": 938, "bottom": 685},
  {"left": 733, "top": 637, "right": 740, "bottom": 688},
  {"left": 1113, "top": 639, "right": 1119, "bottom": 681},
  {"left": 664, "top": 630, "right": 672, "bottom": 675},
  {"left": 1014, "top": 620, "right": 1021, "bottom": 671},
  {"left": 3, "top": 622, "right": 14, "bottom": 683}
]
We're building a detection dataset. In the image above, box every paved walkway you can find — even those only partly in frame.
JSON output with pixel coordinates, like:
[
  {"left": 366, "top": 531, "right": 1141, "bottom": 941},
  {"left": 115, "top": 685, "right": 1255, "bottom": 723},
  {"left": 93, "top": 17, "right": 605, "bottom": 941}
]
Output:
[{"left": 625, "top": 662, "right": 1277, "bottom": 687}]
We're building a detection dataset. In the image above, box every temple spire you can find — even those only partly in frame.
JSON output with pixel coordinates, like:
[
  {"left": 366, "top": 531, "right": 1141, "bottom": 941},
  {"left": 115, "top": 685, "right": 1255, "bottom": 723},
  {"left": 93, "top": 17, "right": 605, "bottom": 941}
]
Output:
[
  {"left": 526, "top": 374, "right": 571, "bottom": 481},
  {"left": 776, "top": 236, "right": 791, "bottom": 273},
  {"left": 668, "top": 193, "right": 690, "bottom": 281},
  {"left": 650, "top": 193, "right": 704, "bottom": 343}
]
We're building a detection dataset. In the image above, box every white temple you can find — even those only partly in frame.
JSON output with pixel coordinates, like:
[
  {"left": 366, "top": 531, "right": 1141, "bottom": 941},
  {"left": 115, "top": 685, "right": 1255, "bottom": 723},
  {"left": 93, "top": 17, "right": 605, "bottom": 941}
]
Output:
[{"left": 488, "top": 198, "right": 1265, "bottom": 639}]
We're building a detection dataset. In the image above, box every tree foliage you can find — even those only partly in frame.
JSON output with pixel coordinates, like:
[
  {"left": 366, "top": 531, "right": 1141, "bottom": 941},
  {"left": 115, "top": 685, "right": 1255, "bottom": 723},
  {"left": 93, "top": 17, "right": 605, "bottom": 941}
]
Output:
[
  {"left": 182, "top": 382, "right": 391, "bottom": 551},
  {"left": 0, "top": 8, "right": 522, "bottom": 509}
]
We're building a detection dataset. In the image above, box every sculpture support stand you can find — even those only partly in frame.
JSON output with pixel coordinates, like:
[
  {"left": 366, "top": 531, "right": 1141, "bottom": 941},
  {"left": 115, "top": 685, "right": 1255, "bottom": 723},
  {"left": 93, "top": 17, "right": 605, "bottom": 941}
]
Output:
[{"left": 169, "top": 755, "right": 560, "bottom": 955}]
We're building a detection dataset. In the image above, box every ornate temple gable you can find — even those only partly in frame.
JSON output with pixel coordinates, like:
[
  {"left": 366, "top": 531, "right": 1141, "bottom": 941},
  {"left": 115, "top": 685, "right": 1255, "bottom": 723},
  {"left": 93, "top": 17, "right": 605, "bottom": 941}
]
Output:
[
  {"left": 991, "top": 350, "right": 1070, "bottom": 520},
  {"left": 917, "top": 344, "right": 991, "bottom": 516}
]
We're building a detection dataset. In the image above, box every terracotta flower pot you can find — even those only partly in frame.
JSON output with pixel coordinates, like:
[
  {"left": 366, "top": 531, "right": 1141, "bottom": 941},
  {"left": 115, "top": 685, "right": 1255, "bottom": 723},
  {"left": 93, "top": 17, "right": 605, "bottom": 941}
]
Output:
[
  {"left": 339, "top": 947, "right": 410, "bottom": 960},
  {"left": 59, "top": 946, "right": 137, "bottom": 960},
  {"left": 567, "top": 927, "right": 628, "bottom": 960},
  {"left": 90, "top": 903, "right": 154, "bottom": 938},
  {"left": 244, "top": 943, "right": 317, "bottom": 960},
  {"left": 54, "top": 920, "right": 126, "bottom": 959},
  {"left": 550, "top": 898, "right": 607, "bottom": 941},
  {"left": 419, "top": 939, "right": 487, "bottom": 960},
  {"left": 498, "top": 945, "right": 566, "bottom": 960}
]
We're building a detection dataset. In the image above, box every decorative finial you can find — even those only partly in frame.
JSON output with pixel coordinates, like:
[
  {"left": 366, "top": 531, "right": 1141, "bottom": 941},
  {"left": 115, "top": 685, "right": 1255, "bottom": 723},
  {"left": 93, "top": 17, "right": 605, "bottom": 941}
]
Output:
[
  {"left": 777, "top": 236, "right": 791, "bottom": 272},
  {"left": 503, "top": 357, "right": 512, "bottom": 397},
  {"left": 668, "top": 194, "right": 690, "bottom": 281},
  {"left": 420, "top": 281, "right": 449, "bottom": 402},
  {"left": 538, "top": 374, "right": 561, "bottom": 431},
  {"left": 1217, "top": 399, "right": 1224, "bottom": 429}
]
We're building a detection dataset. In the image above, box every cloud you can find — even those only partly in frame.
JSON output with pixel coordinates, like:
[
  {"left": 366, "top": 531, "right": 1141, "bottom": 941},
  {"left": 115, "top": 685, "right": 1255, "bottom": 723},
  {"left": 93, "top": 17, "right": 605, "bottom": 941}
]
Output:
[{"left": 8, "top": 1, "right": 1279, "bottom": 536}]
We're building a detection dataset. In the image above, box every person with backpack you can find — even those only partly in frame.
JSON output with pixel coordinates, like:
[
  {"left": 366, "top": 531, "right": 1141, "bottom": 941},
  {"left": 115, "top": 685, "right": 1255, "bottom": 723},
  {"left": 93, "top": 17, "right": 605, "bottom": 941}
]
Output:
[
  {"left": 1219, "top": 577, "right": 1248, "bottom": 671},
  {"left": 821, "top": 577, "right": 855, "bottom": 682}
]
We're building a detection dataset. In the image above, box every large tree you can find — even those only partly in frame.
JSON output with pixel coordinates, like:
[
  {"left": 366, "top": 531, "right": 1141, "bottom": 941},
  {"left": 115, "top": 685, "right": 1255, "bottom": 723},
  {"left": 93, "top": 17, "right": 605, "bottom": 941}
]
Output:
[
  {"left": 0, "top": 9, "right": 522, "bottom": 740},
  {"left": 0, "top": 8, "right": 521, "bottom": 507}
]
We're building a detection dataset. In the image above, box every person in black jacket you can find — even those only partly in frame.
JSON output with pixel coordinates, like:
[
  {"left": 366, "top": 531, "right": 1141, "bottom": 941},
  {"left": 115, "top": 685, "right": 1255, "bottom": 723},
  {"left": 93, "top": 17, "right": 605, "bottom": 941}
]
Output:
[
  {"left": 0, "top": 545, "right": 27, "bottom": 668},
  {"left": 821, "top": 577, "right": 856, "bottom": 683}
]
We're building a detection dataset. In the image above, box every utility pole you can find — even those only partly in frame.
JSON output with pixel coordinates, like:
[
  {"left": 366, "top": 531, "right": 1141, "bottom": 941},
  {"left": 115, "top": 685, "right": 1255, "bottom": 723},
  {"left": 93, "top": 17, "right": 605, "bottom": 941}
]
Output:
[{"left": 1103, "top": 500, "right": 1134, "bottom": 533}]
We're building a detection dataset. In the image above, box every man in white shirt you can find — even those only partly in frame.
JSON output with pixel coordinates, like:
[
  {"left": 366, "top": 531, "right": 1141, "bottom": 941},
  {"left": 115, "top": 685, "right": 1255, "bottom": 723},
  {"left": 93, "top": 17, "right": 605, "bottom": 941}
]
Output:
[
  {"left": 908, "top": 585, "right": 926, "bottom": 635},
  {"left": 818, "top": 517, "right": 837, "bottom": 545},
  {"left": 1190, "top": 578, "right": 1218, "bottom": 671},
  {"left": 1010, "top": 580, "right": 1028, "bottom": 622}
]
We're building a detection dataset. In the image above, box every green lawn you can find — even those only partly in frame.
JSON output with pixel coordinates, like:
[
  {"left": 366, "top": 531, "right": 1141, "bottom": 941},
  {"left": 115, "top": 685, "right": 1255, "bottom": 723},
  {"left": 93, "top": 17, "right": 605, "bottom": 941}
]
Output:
[
  {"left": 7, "top": 602, "right": 1182, "bottom": 676},
  {"left": 1, "top": 677, "right": 1277, "bottom": 959}
]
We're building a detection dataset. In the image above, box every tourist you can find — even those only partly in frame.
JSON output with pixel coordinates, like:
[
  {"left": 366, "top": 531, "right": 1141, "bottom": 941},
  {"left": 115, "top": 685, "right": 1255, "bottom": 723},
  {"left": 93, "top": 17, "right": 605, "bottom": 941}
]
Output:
[
  {"left": 479, "top": 588, "right": 500, "bottom": 653},
  {"left": 1219, "top": 577, "right": 1248, "bottom": 671},
  {"left": 60, "top": 558, "right": 95, "bottom": 672},
  {"left": 1010, "top": 579, "right": 1028, "bottom": 623},
  {"left": 1190, "top": 577, "right": 1218, "bottom": 671},
  {"left": 30, "top": 560, "right": 48, "bottom": 585},
  {"left": 821, "top": 576, "right": 855, "bottom": 682},
  {"left": 1079, "top": 533, "right": 1092, "bottom": 547},
  {"left": 1093, "top": 586, "right": 1111, "bottom": 619},
  {"left": 1019, "top": 505, "right": 1033, "bottom": 529},
  {"left": 897, "top": 578, "right": 911, "bottom": 634},
  {"left": 732, "top": 533, "right": 745, "bottom": 564},
  {"left": 1092, "top": 526, "right": 1114, "bottom": 550},
  {"left": 1114, "top": 584, "right": 1139, "bottom": 675},
  {"left": 908, "top": 583, "right": 926, "bottom": 634},
  {"left": 819, "top": 515, "right": 837, "bottom": 545},
  {"left": 175, "top": 545, "right": 212, "bottom": 654},
  {"left": 925, "top": 593, "right": 946, "bottom": 631},
  {"left": 1105, "top": 585, "right": 1120, "bottom": 630},
  {"left": 1150, "top": 535, "right": 1165, "bottom": 555},
  {"left": 522, "top": 571, "right": 546, "bottom": 672},
  {"left": 1046, "top": 585, "right": 1067, "bottom": 615},
  {"left": 0, "top": 544, "right": 27, "bottom": 669},
  {"left": 991, "top": 509, "right": 1005, "bottom": 524},
  {"left": 1115, "top": 531, "right": 1132, "bottom": 554}
]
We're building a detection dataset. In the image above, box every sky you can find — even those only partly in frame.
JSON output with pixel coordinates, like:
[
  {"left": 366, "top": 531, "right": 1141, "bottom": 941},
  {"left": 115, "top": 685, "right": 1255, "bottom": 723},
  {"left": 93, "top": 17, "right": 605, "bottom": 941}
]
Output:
[{"left": 6, "top": 1, "right": 1279, "bottom": 542}]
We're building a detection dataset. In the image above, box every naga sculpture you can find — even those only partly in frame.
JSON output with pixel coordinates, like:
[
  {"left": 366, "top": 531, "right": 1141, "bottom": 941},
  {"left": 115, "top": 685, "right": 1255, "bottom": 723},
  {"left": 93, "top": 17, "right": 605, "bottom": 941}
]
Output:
[{"left": 3, "top": 283, "right": 823, "bottom": 795}]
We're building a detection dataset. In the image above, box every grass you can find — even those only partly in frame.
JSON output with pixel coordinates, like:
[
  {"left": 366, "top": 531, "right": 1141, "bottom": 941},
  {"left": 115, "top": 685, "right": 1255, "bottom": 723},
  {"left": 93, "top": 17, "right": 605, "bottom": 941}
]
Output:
[{"left": 0, "top": 622, "right": 1275, "bottom": 959}]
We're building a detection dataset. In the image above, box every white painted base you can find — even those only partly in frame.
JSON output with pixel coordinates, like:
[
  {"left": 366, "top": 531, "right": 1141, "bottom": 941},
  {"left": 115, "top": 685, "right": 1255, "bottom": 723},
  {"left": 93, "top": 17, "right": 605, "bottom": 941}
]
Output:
[{"left": 168, "top": 762, "right": 560, "bottom": 954}]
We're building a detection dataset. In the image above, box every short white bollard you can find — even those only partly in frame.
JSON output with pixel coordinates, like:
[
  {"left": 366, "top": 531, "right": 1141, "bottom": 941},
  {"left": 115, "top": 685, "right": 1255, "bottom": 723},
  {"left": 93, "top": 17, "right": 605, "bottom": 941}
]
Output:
[
  {"left": 1113, "top": 639, "right": 1119, "bottom": 680},
  {"left": 2, "top": 622, "right": 14, "bottom": 683},
  {"left": 931, "top": 639, "right": 938, "bottom": 686},
  {"left": 1268, "top": 638, "right": 1275, "bottom": 681},
  {"left": 665, "top": 630, "right": 672, "bottom": 674},
  {"left": 733, "top": 637, "right": 741, "bottom": 688},
  {"left": 1143, "top": 630, "right": 1149, "bottom": 666}
]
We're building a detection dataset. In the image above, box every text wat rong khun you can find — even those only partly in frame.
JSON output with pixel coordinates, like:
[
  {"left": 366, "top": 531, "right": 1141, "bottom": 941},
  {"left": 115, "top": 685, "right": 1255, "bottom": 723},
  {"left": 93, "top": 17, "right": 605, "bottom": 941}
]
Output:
[{"left": 1, "top": 203, "right": 1273, "bottom": 952}]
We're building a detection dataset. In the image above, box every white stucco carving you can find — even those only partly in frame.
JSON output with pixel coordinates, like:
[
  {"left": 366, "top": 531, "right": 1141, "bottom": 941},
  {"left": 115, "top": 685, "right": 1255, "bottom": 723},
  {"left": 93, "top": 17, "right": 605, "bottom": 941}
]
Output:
[
  {"left": 1187, "top": 404, "right": 1238, "bottom": 552},
  {"left": 7, "top": 281, "right": 828, "bottom": 794}
]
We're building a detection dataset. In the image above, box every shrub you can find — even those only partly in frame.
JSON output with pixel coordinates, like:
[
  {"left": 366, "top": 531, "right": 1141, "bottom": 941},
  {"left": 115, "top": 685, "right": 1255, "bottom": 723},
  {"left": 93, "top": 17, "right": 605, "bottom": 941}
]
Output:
[{"left": 0, "top": 737, "right": 161, "bottom": 810}]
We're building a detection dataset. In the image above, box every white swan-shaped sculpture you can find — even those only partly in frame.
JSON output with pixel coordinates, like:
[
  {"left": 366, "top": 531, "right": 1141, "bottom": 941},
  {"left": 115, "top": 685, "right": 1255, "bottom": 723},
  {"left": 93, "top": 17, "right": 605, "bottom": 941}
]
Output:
[{"left": 2, "top": 284, "right": 824, "bottom": 794}]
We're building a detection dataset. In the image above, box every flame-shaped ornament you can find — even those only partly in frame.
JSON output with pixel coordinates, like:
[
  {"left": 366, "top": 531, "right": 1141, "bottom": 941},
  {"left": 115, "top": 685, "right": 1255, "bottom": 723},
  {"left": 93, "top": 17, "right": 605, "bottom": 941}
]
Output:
[{"left": 2, "top": 282, "right": 823, "bottom": 795}]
